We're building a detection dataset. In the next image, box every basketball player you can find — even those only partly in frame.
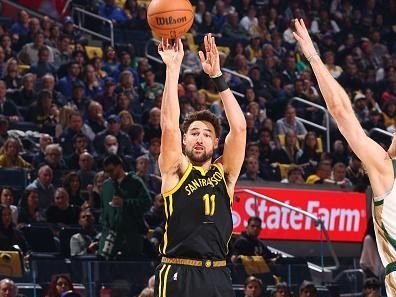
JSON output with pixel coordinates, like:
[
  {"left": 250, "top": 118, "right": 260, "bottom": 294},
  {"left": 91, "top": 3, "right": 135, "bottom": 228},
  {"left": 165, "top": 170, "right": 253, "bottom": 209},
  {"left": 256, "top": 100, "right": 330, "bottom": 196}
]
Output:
[
  {"left": 154, "top": 34, "right": 246, "bottom": 297},
  {"left": 293, "top": 18, "right": 396, "bottom": 295}
]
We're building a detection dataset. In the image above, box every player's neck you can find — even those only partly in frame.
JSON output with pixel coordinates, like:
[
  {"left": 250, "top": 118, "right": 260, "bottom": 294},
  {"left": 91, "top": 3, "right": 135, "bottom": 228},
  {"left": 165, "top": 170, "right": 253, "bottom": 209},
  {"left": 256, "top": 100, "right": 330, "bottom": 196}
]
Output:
[{"left": 190, "top": 159, "right": 212, "bottom": 171}]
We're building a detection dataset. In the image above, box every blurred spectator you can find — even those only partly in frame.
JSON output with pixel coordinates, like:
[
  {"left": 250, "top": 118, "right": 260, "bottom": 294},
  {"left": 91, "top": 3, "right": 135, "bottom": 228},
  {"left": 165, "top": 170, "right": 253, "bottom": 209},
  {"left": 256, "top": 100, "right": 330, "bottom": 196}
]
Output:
[
  {"left": 276, "top": 105, "right": 307, "bottom": 139},
  {"left": 331, "top": 140, "right": 349, "bottom": 166},
  {"left": 57, "top": 61, "right": 83, "bottom": 99},
  {"left": 45, "top": 275, "right": 74, "bottom": 297},
  {"left": 2, "top": 59, "right": 22, "bottom": 90},
  {"left": 87, "top": 171, "right": 105, "bottom": 209},
  {"left": 86, "top": 101, "right": 106, "bottom": 134},
  {"left": 10, "top": 10, "right": 30, "bottom": 37},
  {"left": 26, "top": 165, "right": 55, "bottom": 209},
  {"left": 102, "top": 46, "right": 118, "bottom": 74},
  {"left": 299, "top": 281, "right": 317, "bottom": 297},
  {"left": 63, "top": 172, "right": 85, "bottom": 207},
  {"left": 83, "top": 64, "right": 103, "bottom": 99},
  {"left": 70, "top": 209, "right": 100, "bottom": 256},
  {"left": 353, "top": 93, "right": 369, "bottom": 123},
  {"left": 281, "top": 164, "right": 305, "bottom": 184},
  {"left": 346, "top": 155, "right": 368, "bottom": 189},
  {"left": 65, "top": 133, "right": 90, "bottom": 170},
  {"left": 77, "top": 152, "right": 96, "bottom": 190},
  {"left": 11, "top": 73, "right": 36, "bottom": 107},
  {"left": 42, "top": 74, "right": 66, "bottom": 107},
  {"left": 143, "top": 107, "right": 161, "bottom": 143},
  {"left": 222, "top": 12, "right": 249, "bottom": 40},
  {"left": 0, "top": 116, "right": 9, "bottom": 148},
  {"left": 0, "top": 80, "right": 22, "bottom": 123},
  {"left": 95, "top": 77, "right": 117, "bottom": 111},
  {"left": 29, "top": 46, "right": 57, "bottom": 78},
  {"left": 129, "top": 123, "right": 148, "bottom": 160},
  {"left": 62, "top": 17, "right": 81, "bottom": 41},
  {"left": 239, "top": 156, "right": 264, "bottom": 182},
  {"left": 243, "top": 276, "right": 263, "bottom": 297},
  {"left": 98, "top": 0, "right": 128, "bottom": 24},
  {"left": 0, "top": 137, "right": 32, "bottom": 169},
  {"left": 59, "top": 112, "right": 92, "bottom": 156},
  {"left": 146, "top": 138, "right": 160, "bottom": 176},
  {"left": 232, "top": 216, "right": 277, "bottom": 262},
  {"left": 0, "top": 205, "right": 28, "bottom": 253},
  {"left": 17, "top": 188, "right": 45, "bottom": 224},
  {"left": 53, "top": 35, "right": 72, "bottom": 69},
  {"left": 1, "top": 34, "right": 16, "bottom": 61},
  {"left": 272, "top": 130, "right": 302, "bottom": 164},
  {"left": 119, "top": 110, "right": 134, "bottom": 134},
  {"left": 18, "top": 31, "right": 54, "bottom": 65},
  {"left": 26, "top": 89, "right": 54, "bottom": 131},
  {"left": 140, "top": 69, "right": 163, "bottom": 103},
  {"left": 41, "top": 144, "right": 68, "bottom": 186},
  {"left": 324, "top": 50, "right": 343, "bottom": 79},
  {"left": 111, "top": 52, "right": 139, "bottom": 85},
  {"left": 306, "top": 161, "right": 332, "bottom": 185},
  {"left": 94, "top": 115, "right": 132, "bottom": 158},
  {"left": 297, "top": 131, "right": 321, "bottom": 176},
  {"left": 360, "top": 218, "right": 383, "bottom": 279},
  {"left": 144, "top": 193, "right": 164, "bottom": 229},
  {"left": 46, "top": 187, "right": 79, "bottom": 226},
  {"left": 329, "top": 162, "right": 353, "bottom": 187},
  {"left": 0, "top": 187, "right": 17, "bottom": 224},
  {"left": 272, "top": 282, "right": 291, "bottom": 297},
  {"left": 99, "top": 154, "right": 151, "bottom": 260},
  {"left": 135, "top": 155, "right": 161, "bottom": 198},
  {"left": 70, "top": 81, "right": 89, "bottom": 115},
  {"left": 362, "top": 277, "right": 380, "bottom": 297},
  {"left": 0, "top": 278, "right": 17, "bottom": 297},
  {"left": 382, "top": 100, "right": 395, "bottom": 128},
  {"left": 33, "top": 133, "right": 53, "bottom": 168}
]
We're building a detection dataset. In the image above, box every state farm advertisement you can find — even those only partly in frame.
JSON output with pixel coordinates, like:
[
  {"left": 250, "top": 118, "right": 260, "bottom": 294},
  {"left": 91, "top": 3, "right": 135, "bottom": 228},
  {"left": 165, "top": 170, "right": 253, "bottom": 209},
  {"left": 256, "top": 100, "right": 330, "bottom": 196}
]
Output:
[{"left": 232, "top": 186, "right": 367, "bottom": 242}]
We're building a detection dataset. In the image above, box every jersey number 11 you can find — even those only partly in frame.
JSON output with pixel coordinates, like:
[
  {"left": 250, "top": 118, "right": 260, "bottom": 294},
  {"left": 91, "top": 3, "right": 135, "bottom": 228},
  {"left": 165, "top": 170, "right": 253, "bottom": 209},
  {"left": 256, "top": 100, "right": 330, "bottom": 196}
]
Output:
[{"left": 202, "top": 194, "right": 216, "bottom": 216}]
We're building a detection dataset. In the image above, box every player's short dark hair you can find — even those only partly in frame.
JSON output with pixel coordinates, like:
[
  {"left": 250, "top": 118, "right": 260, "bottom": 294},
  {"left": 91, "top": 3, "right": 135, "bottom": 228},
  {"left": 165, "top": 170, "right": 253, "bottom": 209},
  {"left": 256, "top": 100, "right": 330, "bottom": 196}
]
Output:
[
  {"left": 103, "top": 154, "right": 123, "bottom": 167},
  {"left": 182, "top": 110, "right": 221, "bottom": 138},
  {"left": 248, "top": 216, "right": 262, "bottom": 225}
]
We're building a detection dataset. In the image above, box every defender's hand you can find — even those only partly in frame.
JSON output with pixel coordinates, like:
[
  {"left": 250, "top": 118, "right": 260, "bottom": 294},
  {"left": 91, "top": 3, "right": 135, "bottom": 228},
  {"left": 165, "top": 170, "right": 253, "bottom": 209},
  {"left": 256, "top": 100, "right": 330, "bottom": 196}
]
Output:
[
  {"left": 292, "top": 19, "right": 317, "bottom": 62},
  {"left": 198, "top": 33, "right": 221, "bottom": 77},
  {"left": 158, "top": 38, "right": 184, "bottom": 69}
]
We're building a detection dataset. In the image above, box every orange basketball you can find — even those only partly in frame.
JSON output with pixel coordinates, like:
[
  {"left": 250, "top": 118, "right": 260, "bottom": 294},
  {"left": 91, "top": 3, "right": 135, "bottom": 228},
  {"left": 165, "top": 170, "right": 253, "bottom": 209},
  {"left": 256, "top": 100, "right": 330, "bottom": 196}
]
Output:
[{"left": 147, "top": 0, "right": 194, "bottom": 39}]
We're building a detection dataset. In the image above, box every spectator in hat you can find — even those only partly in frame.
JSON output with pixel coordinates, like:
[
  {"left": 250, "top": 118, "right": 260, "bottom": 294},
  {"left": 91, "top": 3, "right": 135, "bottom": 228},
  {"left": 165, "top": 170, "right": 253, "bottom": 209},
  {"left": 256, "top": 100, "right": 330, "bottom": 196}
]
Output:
[
  {"left": 62, "top": 16, "right": 81, "bottom": 41},
  {"left": 353, "top": 93, "right": 369, "bottom": 123},
  {"left": 299, "top": 281, "right": 317, "bottom": 297},
  {"left": 70, "top": 81, "right": 89, "bottom": 115},
  {"left": 93, "top": 114, "right": 133, "bottom": 157}
]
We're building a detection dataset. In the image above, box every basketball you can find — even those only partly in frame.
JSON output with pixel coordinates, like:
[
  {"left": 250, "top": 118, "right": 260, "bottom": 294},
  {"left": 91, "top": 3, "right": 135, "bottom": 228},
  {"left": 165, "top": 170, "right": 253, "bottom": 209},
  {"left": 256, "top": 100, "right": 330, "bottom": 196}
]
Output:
[{"left": 147, "top": 0, "right": 194, "bottom": 39}]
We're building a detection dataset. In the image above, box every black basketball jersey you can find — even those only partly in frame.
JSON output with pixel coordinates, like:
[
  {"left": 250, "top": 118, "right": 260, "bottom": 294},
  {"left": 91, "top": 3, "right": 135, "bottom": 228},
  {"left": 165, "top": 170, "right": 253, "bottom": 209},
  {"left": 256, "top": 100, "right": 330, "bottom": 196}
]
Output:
[{"left": 159, "top": 162, "right": 233, "bottom": 260}]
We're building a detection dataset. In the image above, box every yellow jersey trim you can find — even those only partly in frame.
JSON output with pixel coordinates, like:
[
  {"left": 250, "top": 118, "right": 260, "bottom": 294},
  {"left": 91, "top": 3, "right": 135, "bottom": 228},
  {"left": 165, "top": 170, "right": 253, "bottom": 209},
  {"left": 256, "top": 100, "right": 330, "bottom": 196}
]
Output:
[
  {"left": 212, "top": 163, "right": 233, "bottom": 204},
  {"left": 158, "top": 264, "right": 167, "bottom": 297},
  {"left": 162, "top": 162, "right": 193, "bottom": 197},
  {"left": 193, "top": 165, "right": 209, "bottom": 176},
  {"left": 162, "top": 264, "right": 171, "bottom": 297},
  {"left": 162, "top": 196, "right": 170, "bottom": 254}
]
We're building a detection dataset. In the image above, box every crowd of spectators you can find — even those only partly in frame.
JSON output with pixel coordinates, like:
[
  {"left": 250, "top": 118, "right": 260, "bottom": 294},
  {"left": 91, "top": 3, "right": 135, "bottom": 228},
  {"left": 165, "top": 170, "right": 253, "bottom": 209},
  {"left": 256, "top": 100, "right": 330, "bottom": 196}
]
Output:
[{"left": 0, "top": 0, "right": 394, "bottom": 295}]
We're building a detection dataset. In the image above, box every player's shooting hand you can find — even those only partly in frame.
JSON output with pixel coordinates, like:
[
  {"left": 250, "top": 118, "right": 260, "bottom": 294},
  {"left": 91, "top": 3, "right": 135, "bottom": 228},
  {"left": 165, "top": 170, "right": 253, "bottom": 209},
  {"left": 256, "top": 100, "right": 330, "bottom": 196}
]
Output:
[
  {"left": 292, "top": 19, "right": 317, "bottom": 62},
  {"left": 158, "top": 38, "right": 184, "bottom": 69},
  {"left": 198, "top": 33, "right": 221, "bottom": 77}
]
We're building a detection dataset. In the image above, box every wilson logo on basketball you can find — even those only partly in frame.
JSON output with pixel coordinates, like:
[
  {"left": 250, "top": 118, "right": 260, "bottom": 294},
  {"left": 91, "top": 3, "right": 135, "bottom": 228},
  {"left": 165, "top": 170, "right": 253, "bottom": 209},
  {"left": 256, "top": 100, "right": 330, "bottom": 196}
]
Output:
[{"left": 156, "top": 16, "right": 187, "bottom": 26}]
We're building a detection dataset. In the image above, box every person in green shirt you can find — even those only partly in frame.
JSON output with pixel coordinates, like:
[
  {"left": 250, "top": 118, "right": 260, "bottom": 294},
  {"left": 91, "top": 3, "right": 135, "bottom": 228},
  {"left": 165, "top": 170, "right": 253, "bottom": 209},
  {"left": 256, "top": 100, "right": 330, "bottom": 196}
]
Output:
[{"left": 99, "top": 154, "right": 151, "bottom": 260}]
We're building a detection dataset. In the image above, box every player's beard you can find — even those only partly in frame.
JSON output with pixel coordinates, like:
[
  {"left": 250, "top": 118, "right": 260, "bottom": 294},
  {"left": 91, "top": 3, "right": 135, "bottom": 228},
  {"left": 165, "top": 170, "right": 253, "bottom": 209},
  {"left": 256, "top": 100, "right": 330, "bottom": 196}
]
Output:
[{"left": 185, "top": 146, "right": 213, "bottom": 165}]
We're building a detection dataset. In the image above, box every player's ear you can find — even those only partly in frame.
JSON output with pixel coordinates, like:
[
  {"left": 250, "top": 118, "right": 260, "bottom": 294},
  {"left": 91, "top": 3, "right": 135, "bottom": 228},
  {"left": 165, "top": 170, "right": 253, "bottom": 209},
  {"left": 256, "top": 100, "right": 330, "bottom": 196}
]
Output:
[
  {"left": 182, "top": 133, "right": 187, "bottom": 146},
  {"left": 214, "top": 137, "right": 219, "bottom": 149}
]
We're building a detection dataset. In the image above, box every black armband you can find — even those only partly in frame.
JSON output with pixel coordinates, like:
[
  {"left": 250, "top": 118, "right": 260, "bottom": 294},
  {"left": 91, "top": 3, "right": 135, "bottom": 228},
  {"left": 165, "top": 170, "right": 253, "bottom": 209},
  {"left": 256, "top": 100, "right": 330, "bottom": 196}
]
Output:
[{"left": 211, "top": 74, "right": 229, "bottom": 93}]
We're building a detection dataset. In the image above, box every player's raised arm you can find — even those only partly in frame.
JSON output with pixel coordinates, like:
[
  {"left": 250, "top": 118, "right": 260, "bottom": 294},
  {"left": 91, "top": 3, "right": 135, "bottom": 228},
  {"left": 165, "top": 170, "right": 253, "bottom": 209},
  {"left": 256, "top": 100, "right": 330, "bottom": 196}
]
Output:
[
  {"left": 199, "top": 34, "right": 247, "bottom": 187},
  {"left": 293, "top": 19, "right": 393, "bottom": 196},
  {"left": 157, "top": 38, "right": 184, "bottom": 174}
]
